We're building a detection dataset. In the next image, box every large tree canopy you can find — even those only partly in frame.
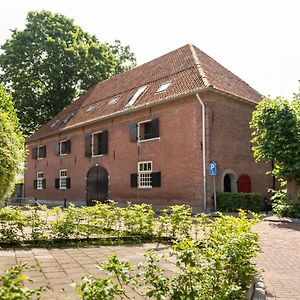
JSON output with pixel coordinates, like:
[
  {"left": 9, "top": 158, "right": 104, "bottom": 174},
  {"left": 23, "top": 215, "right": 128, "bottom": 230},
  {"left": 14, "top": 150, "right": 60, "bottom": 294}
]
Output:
[
  {"left": 250, "top": 96, "right": 300, "bottom": 202},
  {"left": 0, "top": 84, "right": 24, "bottom": 203},
  {"left": 0, "top": 11, "right": 136, "bottom": 135}
]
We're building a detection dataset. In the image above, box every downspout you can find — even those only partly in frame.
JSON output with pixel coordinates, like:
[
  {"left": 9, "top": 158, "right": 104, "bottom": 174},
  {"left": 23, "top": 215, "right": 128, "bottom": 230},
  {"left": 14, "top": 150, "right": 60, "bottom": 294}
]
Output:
[{"left": 196, "top": 93, "right": 207, "bottom": 212}]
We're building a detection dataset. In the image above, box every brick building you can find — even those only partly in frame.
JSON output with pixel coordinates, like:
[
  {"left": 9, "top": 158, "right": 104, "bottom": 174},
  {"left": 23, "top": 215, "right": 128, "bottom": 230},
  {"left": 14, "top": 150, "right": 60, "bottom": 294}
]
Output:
[{"left": 25, "top": 44, "right": 272, "bottom": 210}]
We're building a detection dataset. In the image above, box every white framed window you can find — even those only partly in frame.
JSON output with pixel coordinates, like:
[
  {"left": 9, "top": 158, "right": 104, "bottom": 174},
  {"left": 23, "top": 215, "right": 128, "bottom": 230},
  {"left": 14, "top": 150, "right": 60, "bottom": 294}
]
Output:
[
  {"left": 59, "top": 140, "right": 70, "bottom": 155},
  {"left": 137, "top": 119, "right": 160, "bottom": 142},
  {"left": 125, "top": 85, "right": 148, "bottom": 107},
  {"left": 37, "top": 172, "right": 44, "bottom": 190},
  {"left": 138, "top": 161, "right": 152, "bottom": 188},
  {"left": 92, "top": 131, "right": 103, "bottom": 157},
  {"left": 59, "top": 169, "right": 67, "bottom": 189},
  {"left": 156, "top": 81, "right": 171, "bottom": 93},
  {"left": 37, "top": 145, "right": 45, "bottom": 160}
]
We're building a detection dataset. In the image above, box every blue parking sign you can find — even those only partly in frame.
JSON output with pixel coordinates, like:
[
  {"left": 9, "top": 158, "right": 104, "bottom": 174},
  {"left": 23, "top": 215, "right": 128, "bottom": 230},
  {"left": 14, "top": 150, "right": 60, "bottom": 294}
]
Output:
[{"left": 209, "top": 162, "right": 217, "bottom": 176}]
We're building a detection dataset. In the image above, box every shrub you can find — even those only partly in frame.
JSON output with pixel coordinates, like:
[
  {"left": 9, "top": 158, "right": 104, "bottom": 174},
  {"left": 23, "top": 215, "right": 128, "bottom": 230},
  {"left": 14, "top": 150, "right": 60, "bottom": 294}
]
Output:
[
  {"left": 76, "top": 211, "right": 260, "bottom": 300},
  {"left": 217, "top": 192, "right": 262, "bottom": 212},
  {"left": 271, "top": 189, "right": 300, "bottom": 218},
  {"left": 0, "top": 263, "right": 45, "bottom": 299}
]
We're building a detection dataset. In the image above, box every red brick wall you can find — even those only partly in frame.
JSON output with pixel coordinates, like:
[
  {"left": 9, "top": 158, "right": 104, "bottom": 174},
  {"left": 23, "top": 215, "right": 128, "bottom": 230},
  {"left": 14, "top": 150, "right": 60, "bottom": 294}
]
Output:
[{"left": 24, "top": 92, "right": 272, "bottom": 210}]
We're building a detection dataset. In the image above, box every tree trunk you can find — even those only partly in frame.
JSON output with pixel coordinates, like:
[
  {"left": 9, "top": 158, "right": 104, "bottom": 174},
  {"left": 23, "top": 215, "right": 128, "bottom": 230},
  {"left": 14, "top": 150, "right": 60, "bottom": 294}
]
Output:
[{"left": 286, "top": 177, "right": 300, "bottom": 203}]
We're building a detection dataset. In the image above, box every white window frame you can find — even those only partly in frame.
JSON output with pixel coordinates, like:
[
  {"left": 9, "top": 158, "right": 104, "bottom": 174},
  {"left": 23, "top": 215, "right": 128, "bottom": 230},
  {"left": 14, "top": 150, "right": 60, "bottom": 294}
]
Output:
[
  {"left": 92, "top": 131, "right": 103, "bottom": 157},
  {"left": 138, "top": 161, "right": 152, "bottom": 189},
  {"left": 59, "top": 139, "right": 68, "bottom": 156},
  {"left": 36, "top": 172, "right": 44, "bottom": 190},
  {"left": 125, "top": 85, "right": 148, "bottom": 107},
  {"left": 137, "top": 120, "right": 160, "bottom": 143},
  {"left": 109, "top": 95, "right": 121, "bottom": 105},
  {"left": 59, "top": 169, "right": 67, "bottom": 190},
  {"left": 156, "top": 81, "right": 171, "bottom": 93},
  {"left": 37, "top": 145, "right": 44, "bottom": 160}
]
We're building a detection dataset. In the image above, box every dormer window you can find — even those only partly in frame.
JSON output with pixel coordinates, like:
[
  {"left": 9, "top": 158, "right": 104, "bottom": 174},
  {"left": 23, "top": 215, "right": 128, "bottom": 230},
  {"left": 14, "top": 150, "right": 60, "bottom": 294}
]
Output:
[
  {"left": 125, "top": 85, "right": 148, "bottom": 107},
  {"left": 156, "top": 81, "right": 171, "bottom": 93}
]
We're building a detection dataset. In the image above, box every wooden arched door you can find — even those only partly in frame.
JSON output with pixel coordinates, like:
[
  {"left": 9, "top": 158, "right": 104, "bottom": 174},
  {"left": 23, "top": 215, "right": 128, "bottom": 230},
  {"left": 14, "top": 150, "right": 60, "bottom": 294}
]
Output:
[
  {"left": 86, "top": 165, "right": 108, "bottom": 205},
  {"left": 237, "top": 174, "right": 251, "bottom": 193}
]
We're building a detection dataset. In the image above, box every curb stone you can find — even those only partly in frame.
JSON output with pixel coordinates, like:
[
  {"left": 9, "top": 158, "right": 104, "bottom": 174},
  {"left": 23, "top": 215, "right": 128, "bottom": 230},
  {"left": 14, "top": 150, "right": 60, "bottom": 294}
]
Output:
[{"left": 252, "top": 274, "right": 266, "bottom": 300}]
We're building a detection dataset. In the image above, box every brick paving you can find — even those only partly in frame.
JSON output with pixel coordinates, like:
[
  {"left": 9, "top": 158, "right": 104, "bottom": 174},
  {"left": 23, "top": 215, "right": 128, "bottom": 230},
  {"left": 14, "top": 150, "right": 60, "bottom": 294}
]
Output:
[
  {"left": 0, "top": 221, "right": 299, "bottom": 299},
  {"left": 255, "top": 221, "right": 300, "bottom": 299}
]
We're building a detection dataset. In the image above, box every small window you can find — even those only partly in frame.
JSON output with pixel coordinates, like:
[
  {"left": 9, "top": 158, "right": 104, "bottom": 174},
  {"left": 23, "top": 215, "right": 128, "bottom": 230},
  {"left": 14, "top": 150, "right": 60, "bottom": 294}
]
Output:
[
  {"left": 138, "top": 161, "right": 152, "bottom": 188},
  {"left": 37, "top": 172, "right": 44, "bottom": 190},
  {"left": 59, "top": 140, "right": 71, "bottom": 155},
  {"left": 109, "top": 95, "right": 121, "bottom": 105},
  {"left": 59, "top": 169, "right": 67, "bottom": 189},
  {"left": 137, "top": 119, "right": 159, "bottom": 141},
  {"left": 156, "top": 81, "right": 171, "bottom": 93},
  {"left": 85, "top": 104, "right": 97, "bottom": 112},
  {"left": 125, "top": 85, "right": 148, "bottom": 107},
  {"left": 92, "top": 131, "right": 108, "bottom": 156}
]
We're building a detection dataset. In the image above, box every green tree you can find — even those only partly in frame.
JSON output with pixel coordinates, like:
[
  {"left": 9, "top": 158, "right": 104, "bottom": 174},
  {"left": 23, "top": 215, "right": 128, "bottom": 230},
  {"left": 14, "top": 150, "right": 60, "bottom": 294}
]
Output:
[
  {"left": 0, "top": 10, "right": 136, "bottom": 135},
  {"left": 250, "top": 96, "right": 300, "bottom": 202},
  {"left": 0, "top": 84, "right": 24, "bottom": 203}
]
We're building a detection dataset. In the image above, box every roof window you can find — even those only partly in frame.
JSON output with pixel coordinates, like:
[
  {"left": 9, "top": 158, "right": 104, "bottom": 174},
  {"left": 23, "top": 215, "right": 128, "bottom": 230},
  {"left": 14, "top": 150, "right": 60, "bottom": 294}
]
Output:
[
  {"left": 109, "top": 95, "right": 121, "bottom": 105},
  {"left": 50, "top": 120, "right": 60, "bottom": 128},
  {"left": 63, "top": 112, "right": 74, "bottom": 124},
  {"left": 125, "top": 85, "right": 148, "bottom": 107},
  {"left": 156, "top": 81, "right": 171, "bottom": 93},
  {"left": 85, "top": 104, "right": 97, "bottom": 112}
]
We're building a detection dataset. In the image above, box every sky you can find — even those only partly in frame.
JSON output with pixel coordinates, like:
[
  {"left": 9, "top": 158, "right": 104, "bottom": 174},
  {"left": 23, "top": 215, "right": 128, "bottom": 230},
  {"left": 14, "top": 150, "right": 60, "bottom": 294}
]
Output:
[{"left": 0, "top": 0, "right": 299, "bottom": 99}]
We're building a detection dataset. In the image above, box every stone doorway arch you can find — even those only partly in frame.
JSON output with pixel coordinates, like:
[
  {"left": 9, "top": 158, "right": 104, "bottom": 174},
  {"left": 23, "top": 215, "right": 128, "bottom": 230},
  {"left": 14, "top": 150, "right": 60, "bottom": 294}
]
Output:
[{"left": 221, "top": 169, "right": 237, "bottom": 192}]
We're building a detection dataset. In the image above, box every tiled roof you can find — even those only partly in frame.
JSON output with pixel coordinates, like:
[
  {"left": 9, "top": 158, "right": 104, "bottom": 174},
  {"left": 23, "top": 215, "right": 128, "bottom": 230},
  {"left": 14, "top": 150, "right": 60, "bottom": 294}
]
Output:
[{"left": 27, "top": 44, "right": 261, "bottom": 142}]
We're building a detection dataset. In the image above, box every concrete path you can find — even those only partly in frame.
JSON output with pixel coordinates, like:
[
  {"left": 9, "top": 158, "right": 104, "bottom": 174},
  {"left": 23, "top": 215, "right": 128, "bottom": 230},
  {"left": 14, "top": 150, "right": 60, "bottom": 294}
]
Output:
[
  {"left": 255, "top": 221, "right": 300, "bottom": 300},
  {"left": 0, "top": 221, "right": 300, "bottom": 299}
]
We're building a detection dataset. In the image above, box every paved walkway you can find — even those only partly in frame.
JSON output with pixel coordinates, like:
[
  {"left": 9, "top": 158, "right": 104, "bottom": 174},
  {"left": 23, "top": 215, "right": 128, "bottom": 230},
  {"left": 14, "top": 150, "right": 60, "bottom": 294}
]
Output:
[
  {"left": 0, "top": 221, "right": 300, "bottom": 299},
  {"left": 255, "top": 221, "right": 300, "bottom": 299}
]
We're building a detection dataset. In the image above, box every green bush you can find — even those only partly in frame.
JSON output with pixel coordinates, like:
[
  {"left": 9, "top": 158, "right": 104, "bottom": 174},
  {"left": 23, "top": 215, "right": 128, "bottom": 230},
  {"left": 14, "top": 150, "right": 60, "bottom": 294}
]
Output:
[
  {"left": 217, "top": 192, "right": 262, "bottom": 212},
  {"left": 271, "top": 189, "right": 300, "bottom": 218},
  {"left": 0, "top": 264, "right": 45, "bottom": 299},
  {"left": 76, "top": 211, "right": 260, "bottom": 300}
]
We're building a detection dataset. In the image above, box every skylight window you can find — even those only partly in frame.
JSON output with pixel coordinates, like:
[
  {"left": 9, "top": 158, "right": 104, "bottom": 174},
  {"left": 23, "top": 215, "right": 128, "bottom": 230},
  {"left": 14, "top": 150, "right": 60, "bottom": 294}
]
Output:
[
  {"left": 85, "top": 104, "right": 97, "bottom": 112},
  {"left": 109, "top": 95, "right": 121, "bottom": 105},
  {"left": 156, "top": 81, "right": 171, "bottom": 93},
  {"left": 50, "top": 120, "right": 60, "bottom": 128},
  {"left": 125, "top": 85, "right": 148, "bottom": 107},
  {"left": 63, "top": 112, "right": 74, "bottom": 124}
]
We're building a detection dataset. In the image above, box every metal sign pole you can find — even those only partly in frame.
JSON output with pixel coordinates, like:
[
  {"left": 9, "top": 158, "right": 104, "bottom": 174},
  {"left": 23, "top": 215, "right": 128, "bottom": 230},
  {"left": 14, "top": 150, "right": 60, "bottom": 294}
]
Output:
[{"left": 213, "top": 176, "right": 217, "bottom": 212}]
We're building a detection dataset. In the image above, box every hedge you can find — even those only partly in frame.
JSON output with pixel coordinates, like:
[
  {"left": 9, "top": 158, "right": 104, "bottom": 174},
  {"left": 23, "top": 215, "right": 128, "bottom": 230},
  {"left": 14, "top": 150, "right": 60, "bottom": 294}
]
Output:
[{"left": 216, "top": 192, "right": 262, "bottom": 213}]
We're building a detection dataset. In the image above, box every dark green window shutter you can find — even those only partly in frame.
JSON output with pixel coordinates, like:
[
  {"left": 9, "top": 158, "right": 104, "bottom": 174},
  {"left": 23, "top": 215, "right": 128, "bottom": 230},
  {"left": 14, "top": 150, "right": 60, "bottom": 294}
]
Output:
[
  {"left": 55, "top": 178, "right": 60, "bottom": 189},
  {"left": 66, "top": 178, "right": 71, "bottom": 189},
  {"left": 55, "top": 142, "right": 60, "bottom": 156},
  {"left": 32, "top": 147, "right": 37, "bottom": 160},
  {"left": 33, "top": 180, "right": 37, "bottom": 189},
  {"left": 130, "top": 173, "right": 138, "bottom": 187},
  {"left": 100, "top": 130, "right": 108, "bottom": 155},
  {"left": 42, "top": 179, "right": 46, "bottom": 189},
  {"left": 66, "top": 140, "right": 71, "bottom": 154},
  {"left": 85, "top": 133, "right": 92, "bottom": 157},
  {"left": 151, "top": 172, "right": 161, "bottom": 187},
  {"left": 130, "top": 123, "right": 137, "bottom": 142},
  {"left": 151, "top": 118, "right": 159, "bottom": 138}
]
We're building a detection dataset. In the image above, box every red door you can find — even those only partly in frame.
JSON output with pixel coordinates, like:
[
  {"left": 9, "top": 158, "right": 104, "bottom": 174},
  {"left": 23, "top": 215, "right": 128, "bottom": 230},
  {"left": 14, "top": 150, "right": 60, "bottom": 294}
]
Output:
[{"left": 237, "top": 175, "right": 251, "bottom": 193}]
